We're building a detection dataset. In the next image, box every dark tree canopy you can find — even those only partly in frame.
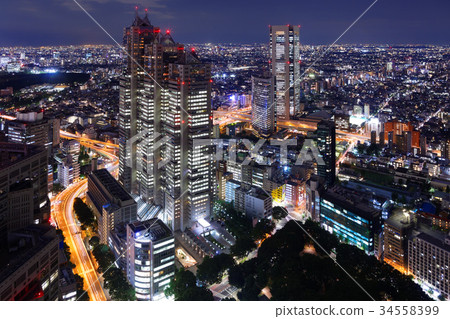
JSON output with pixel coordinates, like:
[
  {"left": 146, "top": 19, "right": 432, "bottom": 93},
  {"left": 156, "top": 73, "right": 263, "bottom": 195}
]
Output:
[
  {"left": 230, "top": 237, "right": 257, "bottom": 258},
  {"left": 197, "top": 253, "right": 235, "bottom": 285},
  {"left": 272, "top": 206, "right": 288, "bottom": 220},
  {"left": 230, "top": 220, "right": 431, "bottom": 301},
  {"left": 74, "top": 274, "right": 89, "bottom": 301},
  {"left": 91, "top": 244, "right": 135, "bottom": 300},
  {"left": 251, "top": 218, "right": 275, "bottom": 241},
  {"left": 73, "top": 197, "right": 95, "bottom": 229},
  {"left": 165, "top": 268, "right": 214, "bottom": 301}
]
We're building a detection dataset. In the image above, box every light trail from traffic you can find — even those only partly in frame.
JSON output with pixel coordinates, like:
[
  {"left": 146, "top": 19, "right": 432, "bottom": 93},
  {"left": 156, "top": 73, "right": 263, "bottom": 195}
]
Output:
[{"left": 52, "top": 133, "right": 119, "bottom": 301}]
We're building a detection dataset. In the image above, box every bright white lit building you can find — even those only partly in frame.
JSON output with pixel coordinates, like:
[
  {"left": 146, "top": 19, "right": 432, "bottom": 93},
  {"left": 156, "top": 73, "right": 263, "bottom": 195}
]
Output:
[
  {"left": 270, "top": 25, "right": 301, "bottom": 119},
  {"left": 126, "top": 219, "right": 175, "bottom": 301},
  {"left": 408, "top": 230, "right": 450, "bottom": 300}
]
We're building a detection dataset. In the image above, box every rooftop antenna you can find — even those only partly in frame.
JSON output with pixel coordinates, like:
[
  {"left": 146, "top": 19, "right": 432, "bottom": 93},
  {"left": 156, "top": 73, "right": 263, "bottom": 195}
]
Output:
[
  {"left": 144, "top": 8, "right": 148, "bottom": 17},
  {"left": 135, "top": 6, "right": 139, "bottom": 17}
]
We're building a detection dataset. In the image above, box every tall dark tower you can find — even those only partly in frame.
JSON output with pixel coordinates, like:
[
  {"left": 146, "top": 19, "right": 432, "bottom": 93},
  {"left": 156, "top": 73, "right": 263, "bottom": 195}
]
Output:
[
  {"left": 119, "top": 10, "right": 213, "bottom": 231},
  {"left": 315, "top": 120, "right": 336, "bottom": 188},
  {"left": 269, "top": 25, "right": 301, "bottom": 120},
  {"left": 119, "top": 7, "right": 161, "bottom": 194}
]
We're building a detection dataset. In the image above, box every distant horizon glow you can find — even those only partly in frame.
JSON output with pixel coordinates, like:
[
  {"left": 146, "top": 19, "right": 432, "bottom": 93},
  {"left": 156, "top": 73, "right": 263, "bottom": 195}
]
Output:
[{"left": 0, "top": 1, "right": 449, "bottom": 46}]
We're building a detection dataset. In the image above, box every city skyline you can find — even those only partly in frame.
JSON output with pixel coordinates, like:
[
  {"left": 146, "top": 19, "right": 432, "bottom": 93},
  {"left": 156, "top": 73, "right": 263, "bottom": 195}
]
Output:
[
  {"left": 1, "top": 0, "right": 450, "bottom": 46},
  {"left": 1, "top": 0, "right": 450, "bottom": 306}
]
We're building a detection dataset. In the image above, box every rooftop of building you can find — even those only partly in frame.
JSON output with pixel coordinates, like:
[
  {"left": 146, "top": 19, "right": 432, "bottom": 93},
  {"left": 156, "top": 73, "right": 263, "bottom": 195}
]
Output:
[
  {"left": 385, "top": 210, "right": 414, "bottom": 230},
  {"left": 90, "top": 168, "right": 133, "bottom": 202},
  {"left": 0, "top": 142, "right": 44, "bottom": 170},
  {"left": 0, "top": 224, "right": 57, "bottom": 284},
  {"left": 127, "top": 218, "right": 172, "bottom": 242},
  {"left": 411, "top": 224, "right": 450, "bottom": 252},
  {"left": 321, "top": 184, "right": 380, "bottom": 221},
  {"left": 236, "top": 184, "right": 271, "bottom": 201}
]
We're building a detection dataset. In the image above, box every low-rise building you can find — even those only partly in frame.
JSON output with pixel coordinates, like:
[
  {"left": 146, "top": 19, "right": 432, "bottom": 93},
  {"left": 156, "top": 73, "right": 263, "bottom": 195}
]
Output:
[
  {"left": 320, "top": 185, "right": 382, "bottom": 255},
  {"left": 235, "top": 185, "right": 272, "bottom": 220}
]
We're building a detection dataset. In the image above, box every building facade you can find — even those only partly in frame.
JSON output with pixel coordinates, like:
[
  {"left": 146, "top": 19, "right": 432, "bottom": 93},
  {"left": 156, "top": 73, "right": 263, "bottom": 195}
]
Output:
[
  {"left": 251, "top": 75, "right": 276, "bottom": 138},
  {"left": 0, "top": 225, "right": 59, "bottom": 301},
  {"left": 314, "top": 120, "right": 336, "bottom": 188},
  {"left": 86, "top": 169, "right": 137, "bottom": 244},
  {"left": 408, "top": 230, "right": 450, "bottom": 300},
  {"left": 320, "top": 186, "right": 382, "bottom": 254},
  {"left": 119, "top": 12, "right": 214, "bottom": 232},
  {"left": 269, "top": 25, "right": 301, "bottom": 120},
  {"left": 126, "top": 219, "right": 175, "bottom": 301},
  {"left": 383, "top": 211, "right": 414, "bottom": 274}
]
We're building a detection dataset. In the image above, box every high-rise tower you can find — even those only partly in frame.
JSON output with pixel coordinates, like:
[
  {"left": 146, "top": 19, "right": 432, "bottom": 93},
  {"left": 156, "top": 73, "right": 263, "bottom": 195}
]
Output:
[
  {"left": 251, "top": 74, "right": 276, "bottom": 138},
  {"left": 315, "top": 120, "right": 336, "bottom": 188},
  {"left": 269, "top": 25, "right": 300, "bottom": 120},
  {"left": 119, "top": 10, "right": 213, "bottom": 231}
]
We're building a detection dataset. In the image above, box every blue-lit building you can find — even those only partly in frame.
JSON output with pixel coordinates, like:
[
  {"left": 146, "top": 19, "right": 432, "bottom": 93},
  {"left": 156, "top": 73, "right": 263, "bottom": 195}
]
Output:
[
  {"left": 225, "top": 179, "right": 241, "bottom": 203},
  {"left": 320, "top": 186, "right": 382, "bottom": 255}
]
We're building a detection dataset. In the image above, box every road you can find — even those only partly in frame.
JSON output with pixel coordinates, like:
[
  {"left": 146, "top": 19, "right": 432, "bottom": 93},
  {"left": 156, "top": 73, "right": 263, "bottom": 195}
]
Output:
[
  {"left": 52, "top": 134, "right": 119, "bottom": 301},
  {"left": 60, "top": 130, "right": 118, "bottom": 149},
  {"left": 53, "top": 179, "right": 106, "bottom": 301}
]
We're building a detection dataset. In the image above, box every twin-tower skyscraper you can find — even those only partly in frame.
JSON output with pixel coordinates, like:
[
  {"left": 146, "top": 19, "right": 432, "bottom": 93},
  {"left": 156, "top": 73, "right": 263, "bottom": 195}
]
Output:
[{"left": 118, "top": 10, "right": 213, "bottom": 231}]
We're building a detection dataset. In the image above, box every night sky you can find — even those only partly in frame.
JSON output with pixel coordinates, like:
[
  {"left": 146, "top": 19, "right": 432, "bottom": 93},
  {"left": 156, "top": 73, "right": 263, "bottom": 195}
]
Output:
[{"left": 1, "top": 0, "right": 449, "bottom": 46}]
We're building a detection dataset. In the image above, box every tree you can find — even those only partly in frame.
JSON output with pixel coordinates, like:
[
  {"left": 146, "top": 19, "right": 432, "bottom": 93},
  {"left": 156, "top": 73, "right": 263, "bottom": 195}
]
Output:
[
  {"left": 91, "top": 244, "right": 135, "bottom": 300},
  {"left": 251, "top": 218, "right": 275, "bottom": 241},
  {"left": 230, "top": 237, "right": 257, "bottom": 258},
  {"left": 89, "top": 236, "right": 100, "bottom": 248},
  {"left": 228, "top": 265, "right": 246, "bottom": 288},
  {"left": 74, "top": 274, "right": 89, "bottom": 301},
  {"left": 92, "top": 244, "right": 115, "bottom": 273},
  {"left": 53, "top": 183, "right": 64, "bottom": 193},
  {"left": 197, "top": 254, "right": 235, "bottom": 285},
  {"left": 272, "top": 206, "right": 288, "bottom": 220},
  {"left": 104, "top": 268, "right": 135, "bottom": 301},
  {"left": 238, "top": 220, "right": 430, "bottom": 301},
  {"left": 73, "top": 198, "right": 95, "bottom": 229},
  {"left": 165, "top": 268, "right": 214, "bottom": 301},
  {"left": 220, "top": 205, "right": 253, "bottom": 239},
  {"left": 56, "top": 229, "right": 76, "bottom": 269}
]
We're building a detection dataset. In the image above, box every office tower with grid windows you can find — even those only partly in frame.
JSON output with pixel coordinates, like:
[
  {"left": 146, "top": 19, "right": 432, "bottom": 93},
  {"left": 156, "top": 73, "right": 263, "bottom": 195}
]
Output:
[
  {"left": 119, "top": 11, "right": 213, "bottom": 231},
  {"left": 251, "top": 75, "right": 276, "bottom": 138},
  {"left": 315, "top": 120, "right": 336, "bottom": 188},
  {"left": 269, "top": 25, "right": 300, "bottom": 120},
  {"left": 126, "top": 219, "right": 175, "bottom": 301}
]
